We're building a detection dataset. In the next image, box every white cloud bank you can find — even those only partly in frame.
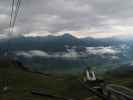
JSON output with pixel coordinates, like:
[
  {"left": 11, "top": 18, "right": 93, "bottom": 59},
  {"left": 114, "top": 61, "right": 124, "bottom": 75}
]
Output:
[
  {"left": 16, "top": 46, "right": 120, "bottom": 59},
  {"left": 16, "top": 50, "right": 85, "bottom": 58},
  {"left": 86, "top": 46, "right": 120, "bottom": 55}
]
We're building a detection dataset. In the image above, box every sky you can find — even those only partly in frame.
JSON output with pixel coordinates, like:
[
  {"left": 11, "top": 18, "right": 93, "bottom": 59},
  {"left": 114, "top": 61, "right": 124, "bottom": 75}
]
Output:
[{"left": 1, "top": 0, "right": 133, "bottom": 38}]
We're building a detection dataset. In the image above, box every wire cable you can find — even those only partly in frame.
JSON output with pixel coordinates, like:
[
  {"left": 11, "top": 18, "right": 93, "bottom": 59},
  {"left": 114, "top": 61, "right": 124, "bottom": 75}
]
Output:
[
  {"left": 5, "top": 0, "right": 16, "bottom": 56},
  {"left": 9, "top": 0, "right": 22, "bottom": 34},
  {"left": 7, "top": 0, "right": 22, "bottom": 53},
  {"left": 11, "top": 0, "right": 22, "bottom": 33},
  {"left": 9, "top": 0, "right": 15, "bottom": 34}
]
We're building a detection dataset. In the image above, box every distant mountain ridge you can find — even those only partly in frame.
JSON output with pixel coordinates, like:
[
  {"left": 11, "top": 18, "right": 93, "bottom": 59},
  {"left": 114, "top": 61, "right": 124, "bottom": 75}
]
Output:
[
  {"left": 0, "top": 33, "right": 87, "bottom": 52},
  {"left": 0, "top": 33, "right": 124, "bottom": 52}
]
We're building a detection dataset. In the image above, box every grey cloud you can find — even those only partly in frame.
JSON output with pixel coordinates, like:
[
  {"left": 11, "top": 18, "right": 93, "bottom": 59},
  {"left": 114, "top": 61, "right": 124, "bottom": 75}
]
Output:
[{"left": 0, "top": 0, "right": 133, "bottom": 37}]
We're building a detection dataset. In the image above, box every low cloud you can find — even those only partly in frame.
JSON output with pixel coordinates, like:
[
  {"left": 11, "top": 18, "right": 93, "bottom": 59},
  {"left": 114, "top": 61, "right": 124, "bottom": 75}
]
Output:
[
  {"left": 86, "top": 46, "right": 120, "bottom": 55},
  {"left": 16, "top": 49, "right": 86, "bottom": 58},
  {"left": 16, "top": 46, "right": 120, "bottom": 59},
  {"left": 16, "top": 51, "right": 32, "bottom": 58},
  {"left": 29, "top": 50, "right": 49, "bottom": 57}
]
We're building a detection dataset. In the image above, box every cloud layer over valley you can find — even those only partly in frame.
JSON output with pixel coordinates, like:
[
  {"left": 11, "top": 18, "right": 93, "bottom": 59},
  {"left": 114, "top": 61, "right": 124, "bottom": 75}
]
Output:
[{"left": 16, "top": 46, "right": 120, "bottom": 59}]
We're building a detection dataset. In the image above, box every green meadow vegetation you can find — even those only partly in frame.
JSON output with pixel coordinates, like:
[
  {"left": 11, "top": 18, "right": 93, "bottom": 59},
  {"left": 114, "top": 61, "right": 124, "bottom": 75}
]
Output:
[{"left": 0, "top": 58, "right": 133, "bottom": 100}]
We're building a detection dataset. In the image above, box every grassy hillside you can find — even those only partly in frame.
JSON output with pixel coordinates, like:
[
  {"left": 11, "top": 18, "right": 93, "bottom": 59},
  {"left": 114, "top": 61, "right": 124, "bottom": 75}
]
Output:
[
  {"left": 104, "top": 67, "right": 133, "bottom": 89},
  {"left": 0, "top": 58, "right": 99, "bottom": 100},
  {"left": 0, "top": 57, "right": 133, "bottom": 100}
]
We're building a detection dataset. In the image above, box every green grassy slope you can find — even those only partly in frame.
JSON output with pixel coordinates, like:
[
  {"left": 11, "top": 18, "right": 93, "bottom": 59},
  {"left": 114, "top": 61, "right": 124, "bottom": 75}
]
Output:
[
  {"left": 104, "top": 72, "right": 133, "bottom": 89},
  {"left": 0, "top": 57, "right": 133, "bottom": 100},
  {"left": 0, "top": 58, "right": 99, "bottom": 100}
]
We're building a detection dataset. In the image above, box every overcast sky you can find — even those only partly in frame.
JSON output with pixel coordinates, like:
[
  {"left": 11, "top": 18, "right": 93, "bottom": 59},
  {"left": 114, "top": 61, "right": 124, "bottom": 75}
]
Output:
[{"left": 0, "top": 0, "right": 133, "bottom": 38}]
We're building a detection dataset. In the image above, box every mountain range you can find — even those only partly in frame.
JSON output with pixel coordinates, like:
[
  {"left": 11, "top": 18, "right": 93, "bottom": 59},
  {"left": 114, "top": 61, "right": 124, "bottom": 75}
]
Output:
[
  {"left": 0, "top": 33, "right": 133, "bottom": 74},
  {"left": 0, "top": 33, "right": 124, "bottom": 52}
]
